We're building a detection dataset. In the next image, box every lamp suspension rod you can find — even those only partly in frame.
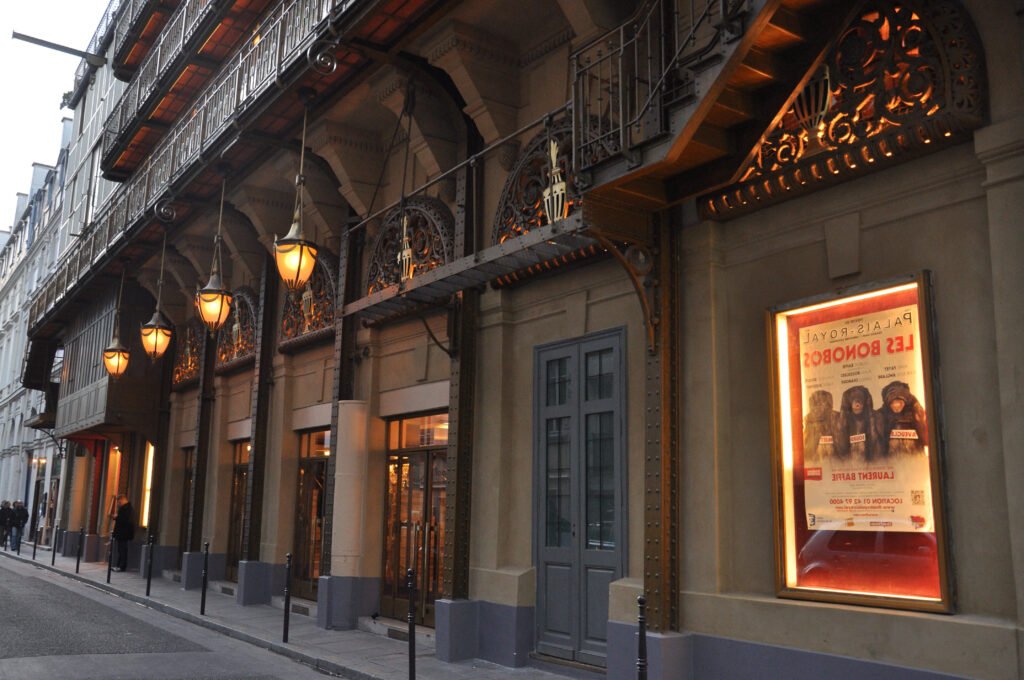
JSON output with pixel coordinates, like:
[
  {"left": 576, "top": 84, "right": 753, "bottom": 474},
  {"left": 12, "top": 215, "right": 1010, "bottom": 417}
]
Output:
[
  {"left": 349, "top": 101, "right": 570, "bottom": 234},
  {"left": 214, "top": 179, "right": 226, "bottom": 275},
  {"left": 114, "top": 270, "right": 125, "bottom": 332},
  {"left": 156, "top": 234, "right": 166, "bottom": 311}
]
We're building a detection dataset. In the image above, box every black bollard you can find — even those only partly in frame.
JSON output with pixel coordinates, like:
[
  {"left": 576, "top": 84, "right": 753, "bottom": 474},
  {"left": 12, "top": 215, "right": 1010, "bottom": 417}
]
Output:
[
  {"left": 637, "top": 596, "right": 648, "bottom": 680},
  {"left": 283, "top": 553, "right": 292, "bottom": 643},
  {"left": 32, "top": 528, "right": 38, "bottom": 560},
  {"left": 200, "top": 542, "right": 209, "bottom": 616},
  {"left": 407, "top": 568, "right": 416, "bottom": 680},
  {"left": 145, "top": 533, "right": 155, "bottom": 597},
  {"left": 51, "top": 525, "right": 58, "bottom": 566},
  {"left": 106, "top": 532, "right": 114, "bottom": 583},
  {"left": 75, "top": 527, "right": 84, "bottom": 574}
]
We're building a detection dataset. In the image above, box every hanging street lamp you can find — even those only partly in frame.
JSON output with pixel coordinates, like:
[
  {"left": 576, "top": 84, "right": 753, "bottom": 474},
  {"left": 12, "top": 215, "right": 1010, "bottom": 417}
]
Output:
[
  {"left": 196, "top": 178, "right": 233, "bottom": 332},
  {"left": 275, "top": 92, "right": 319, "bottom": 291},
  {"left": 140, "top": 234, "right": 173, "bottom": 360},
  {"left": 103, "top": 272, "right": 130, "bottom": 379}
]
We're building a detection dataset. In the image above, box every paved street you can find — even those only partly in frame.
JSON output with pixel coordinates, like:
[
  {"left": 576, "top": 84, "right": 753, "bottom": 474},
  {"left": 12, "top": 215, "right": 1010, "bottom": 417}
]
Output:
[{"left": 0, "top": 558, "right": 328, "bottom": 680}]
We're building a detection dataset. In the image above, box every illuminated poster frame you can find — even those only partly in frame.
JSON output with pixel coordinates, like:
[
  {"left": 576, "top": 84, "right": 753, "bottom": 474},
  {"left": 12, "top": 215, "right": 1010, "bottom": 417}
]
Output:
[{"left": 767, "top": 273, "right": 951, "bottom": 612}]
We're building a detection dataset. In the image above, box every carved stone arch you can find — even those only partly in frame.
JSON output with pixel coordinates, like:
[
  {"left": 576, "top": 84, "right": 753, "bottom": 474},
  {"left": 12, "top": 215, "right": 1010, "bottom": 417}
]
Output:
[
  {"left": 492, "top": 118, "right": 582, "bottom": 245},
  {"left": 366, "top": 196, "right": 455, "bottom": 294},
  {"left": 280, "top": 249, "right": 338, "bottom": 352},
  {"left": 216, "top": 287, "right": 259, "bottom": 372},
  {"left": 172, "top": 320, "right": 204, "bottom": 389},
  {"left": 702, "top": 0, "right": 987, "bottom": 219}
]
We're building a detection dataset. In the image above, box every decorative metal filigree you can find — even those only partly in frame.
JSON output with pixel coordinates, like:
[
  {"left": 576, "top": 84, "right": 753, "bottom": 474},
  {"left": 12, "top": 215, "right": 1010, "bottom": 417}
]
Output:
[
  {"left": 703, "top": 0, "right": 986, "bottom": 219},
  {"left": 366, "top": 196, "right": 454, "bottom": 294},
  {"left": 493, "top": 120, "right": 581, "bottom": 244},
  {"left": 281, "top": 252, "right": 337, "bottom": 347},
  {"left": 172, "top": 321, "right": 203, "bottom": 387},
  {"left": 215, "top": 288, "right": 257, "bottom": 370}
]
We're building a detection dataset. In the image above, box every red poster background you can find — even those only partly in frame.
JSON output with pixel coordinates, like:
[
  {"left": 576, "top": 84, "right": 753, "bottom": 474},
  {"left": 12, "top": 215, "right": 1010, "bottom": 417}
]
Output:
[{"left": 783, "top": 286, "right": 940, "bottom": 599}]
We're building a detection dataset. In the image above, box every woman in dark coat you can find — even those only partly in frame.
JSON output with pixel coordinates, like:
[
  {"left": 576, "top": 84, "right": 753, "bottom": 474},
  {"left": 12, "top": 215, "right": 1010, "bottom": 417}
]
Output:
[
  {"left": 837, "top": 385, "right": 883, "bottom": 461},
  {"left": 112, "top": 495, "right": 135, "bottom": 571}
]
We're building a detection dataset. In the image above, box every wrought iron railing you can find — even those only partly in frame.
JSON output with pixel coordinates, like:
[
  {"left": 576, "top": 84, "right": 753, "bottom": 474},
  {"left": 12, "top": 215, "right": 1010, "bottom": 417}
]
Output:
[
  {"left": 66, "top": 0, "right": 125, "bottom": 108},
  {"left": 30, "top": 0, "right": 356, "bottom": 332},
  {"left": 112, "top": 0, "right": 161, "bottom": 63},
  {"left": 572, "top": 0, "right": 746, "bottom": 174},
  {"left": 102, "top": 0, "right": 218, "bottom": 166}
]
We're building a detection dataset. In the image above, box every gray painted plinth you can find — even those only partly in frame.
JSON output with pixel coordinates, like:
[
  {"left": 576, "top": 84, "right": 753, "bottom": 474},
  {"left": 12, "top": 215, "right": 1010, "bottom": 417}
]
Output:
[
  {"left": 180, "top": 551, "right": 204, "bottom": 590},
  {"left": 236, "top": 560, "right": 285, "bottom": 605},
  {"left": 141, "top": 543, "right": 179, "bottom": 575},
  {"left": 83, "top": 533, "right": 102, "bottom": 562},
  {"left": 605, "top": 623, "right": 969, "bottom": 680},
  {"left": 435, "top": 599, "right": 533, "bottom": 668},
  {"left": 316, "top": 575, "right": 380, "bottom": 629}
]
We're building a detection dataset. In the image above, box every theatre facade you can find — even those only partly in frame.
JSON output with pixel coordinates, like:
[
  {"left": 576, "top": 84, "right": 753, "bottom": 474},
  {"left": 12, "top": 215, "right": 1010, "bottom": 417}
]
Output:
[{"left": 20, "top": 0, "right": 1024, "bottom": 677}]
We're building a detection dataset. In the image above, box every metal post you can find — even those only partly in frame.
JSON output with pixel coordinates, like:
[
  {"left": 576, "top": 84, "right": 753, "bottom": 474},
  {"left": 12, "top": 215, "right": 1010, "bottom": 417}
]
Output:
[
  {"left": 145, "top": 532, "right": 155, "bottom": 597},
  {"left": 106, "top": 531, "right": 114, "bottom": 583},
  {"left": 637, "top": 596, "right": 648, "bottom": 680},
  {"left": 200, "top": 541, "right": 209, "bottom": 615},
  {"left": 407, "top": 568, "right": 416, "bottom": 680},
  {"left": 32, "top": 528, "right": 38, "bottom": 560},
  {"left": 283, "top": 553, "right": 292, "bottom": 643},
  {"left": 51, "top": 525, "right": 59, "bottom": 565},
  {"left": 75, "top": 527, "right": 84, "bottom": 574}
]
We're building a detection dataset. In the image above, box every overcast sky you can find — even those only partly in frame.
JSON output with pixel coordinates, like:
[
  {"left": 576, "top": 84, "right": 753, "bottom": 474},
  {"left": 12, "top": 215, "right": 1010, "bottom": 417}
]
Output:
[{"left": 0, "top": 0, "right": 111, "bottom": 232}]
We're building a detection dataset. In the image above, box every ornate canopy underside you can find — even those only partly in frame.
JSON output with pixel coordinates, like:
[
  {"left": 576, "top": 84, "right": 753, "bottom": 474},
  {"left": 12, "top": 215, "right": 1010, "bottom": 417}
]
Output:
[{"left": 701, "top": 0, "right": 986, "bottom": 220}]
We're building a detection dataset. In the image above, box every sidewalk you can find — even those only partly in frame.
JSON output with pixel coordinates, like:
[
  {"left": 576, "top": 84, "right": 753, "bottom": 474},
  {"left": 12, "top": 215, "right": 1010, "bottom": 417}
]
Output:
[{"left": 0, "top": 544, "right": 583, "bottom": 680}]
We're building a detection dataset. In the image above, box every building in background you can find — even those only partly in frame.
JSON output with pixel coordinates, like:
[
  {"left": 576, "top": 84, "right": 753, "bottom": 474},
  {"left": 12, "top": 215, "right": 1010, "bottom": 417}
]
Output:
[
  {"left": 0, "top": 118, "right": 73, "bottom": 547},
  {"left": 4, "top": 0, "right": 1023, "bottom": 678}
]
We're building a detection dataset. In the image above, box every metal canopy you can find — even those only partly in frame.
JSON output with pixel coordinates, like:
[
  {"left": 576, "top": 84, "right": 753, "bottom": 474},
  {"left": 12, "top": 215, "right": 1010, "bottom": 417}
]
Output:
[{"left": 343, "top": 214, "right": 592, "bottom": 323}]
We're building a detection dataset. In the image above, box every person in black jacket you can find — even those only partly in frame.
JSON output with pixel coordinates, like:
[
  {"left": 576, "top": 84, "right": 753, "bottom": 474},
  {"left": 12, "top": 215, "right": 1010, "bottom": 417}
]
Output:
[
  {"left": 112, "top": 495, "right": 135, "bottom": 571},
  {"left": 0, "top": 501, "right": 11, "bottom": 549},
  {"left": 10, "top": 501, "right": 29, "bottom": 551}
]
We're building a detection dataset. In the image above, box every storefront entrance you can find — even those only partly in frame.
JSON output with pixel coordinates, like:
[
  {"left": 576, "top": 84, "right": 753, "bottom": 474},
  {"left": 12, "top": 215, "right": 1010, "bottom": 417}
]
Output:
[
  {"left": 293, "top": 430, "right": 329, "bottom": 600},
  {"left": 225, "top": 442, "right": 249, "bottom": 582},
  {"left": 381, "top": 413, "right": 448, "bottom": 627}
]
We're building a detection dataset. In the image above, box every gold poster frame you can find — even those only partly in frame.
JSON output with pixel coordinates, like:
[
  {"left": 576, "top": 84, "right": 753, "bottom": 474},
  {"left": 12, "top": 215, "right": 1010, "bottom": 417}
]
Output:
[{"left": 766, "top": 272, "right": 952, "bottom": 613}]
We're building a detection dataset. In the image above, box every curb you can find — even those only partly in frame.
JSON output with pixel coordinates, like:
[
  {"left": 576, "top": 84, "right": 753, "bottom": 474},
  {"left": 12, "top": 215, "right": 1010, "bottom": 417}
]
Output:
[{"left": 0, "top": 550, "right": 378, "bottom": 680}]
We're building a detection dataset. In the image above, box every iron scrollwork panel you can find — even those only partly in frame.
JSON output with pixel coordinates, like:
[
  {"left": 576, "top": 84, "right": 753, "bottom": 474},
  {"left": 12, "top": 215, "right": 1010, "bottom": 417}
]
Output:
[
  {"left": 216, "top": 288, "right": 258, "bottom": 370},
  {"left": 172, "top": 321, "right": 203, "bottom": 388},
  {"left": 366, "top": 196, "right": 455, "bottom": 294},
  {"left": 281, "top": 251, "right": 337, "bottom": 346},
  {"left": 492, "top": 119, "right": 581, "bottom": 245}
]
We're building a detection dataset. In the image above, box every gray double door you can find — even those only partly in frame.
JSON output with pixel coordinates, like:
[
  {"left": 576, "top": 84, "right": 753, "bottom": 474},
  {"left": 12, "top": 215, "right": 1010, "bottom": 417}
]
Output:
[{"left": 535, "top": 330, "right": 625, "bottom": 667}]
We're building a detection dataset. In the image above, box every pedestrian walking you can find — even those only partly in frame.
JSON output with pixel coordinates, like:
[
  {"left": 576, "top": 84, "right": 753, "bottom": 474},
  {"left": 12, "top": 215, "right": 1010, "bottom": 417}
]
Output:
[
  {"left": 10, "top": 501, "right": 29, "bottom": 551},
  {"left": 112, "top": 495, "right": 135, "bottom": 572},
  {"left": 0, "top": 501, "right": 12, "bottom": 549}
]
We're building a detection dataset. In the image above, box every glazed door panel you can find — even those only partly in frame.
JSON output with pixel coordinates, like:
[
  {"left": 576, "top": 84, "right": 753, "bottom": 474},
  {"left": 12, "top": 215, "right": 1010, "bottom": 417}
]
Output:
[
  {"left": 535, "top": 332, "right": 625, "bottom": 667},
  {"left": 293, "top": 458, "right": 326, "bottom": 600},
  {"left": 225, "top": 463, "right": 248, "bottom": 581},
  {"left": 381, "top": 449, "right": 446, "bottom": 626}
]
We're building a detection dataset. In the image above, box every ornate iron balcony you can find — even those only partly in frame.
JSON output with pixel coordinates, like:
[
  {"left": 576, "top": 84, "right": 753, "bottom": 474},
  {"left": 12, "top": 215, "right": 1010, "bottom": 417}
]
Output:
[{"left": 31, "top": 0, "right": 357, "bottom": 335}]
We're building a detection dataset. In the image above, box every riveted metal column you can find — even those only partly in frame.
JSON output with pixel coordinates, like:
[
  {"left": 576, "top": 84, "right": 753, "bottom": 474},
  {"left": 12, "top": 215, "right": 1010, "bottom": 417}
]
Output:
[
  {"left": 643, "top": 216, "right": 679, "bottom": 632},
  {"left": 321, "top": 207, "right": 361, "bottom": 577},
  {"left": 243, "top": 253, "right": 278, "bottom": 561},
  {"left": 187, "top": 329, "right": 218, "bottom": 552},
  {"left": 442, "top": 162, "right": 478, "bottom": 600}
]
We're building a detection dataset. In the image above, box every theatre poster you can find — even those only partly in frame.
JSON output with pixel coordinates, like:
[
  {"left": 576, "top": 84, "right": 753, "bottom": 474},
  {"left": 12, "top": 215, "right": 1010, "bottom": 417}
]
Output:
[{"left": 768, "top": 275, "right": 951, "bottom": 611}]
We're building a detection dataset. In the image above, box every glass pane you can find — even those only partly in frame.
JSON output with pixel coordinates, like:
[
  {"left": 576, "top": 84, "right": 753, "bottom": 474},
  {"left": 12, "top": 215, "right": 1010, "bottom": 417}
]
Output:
[
  {"left": 393, "top": 413, "right": 449, "bottom": 448},
  {"left": 546, "top": 358, "right": 569, "bottom": 406},
  {"left": 585, "top": 412, "right": 615, "bottom": 550},
  {"left": 545, "top": 417, "right": 572, "bottom": 547},
  {"left": 585, "top": 349, "right": 614, "bottom": 401}
]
